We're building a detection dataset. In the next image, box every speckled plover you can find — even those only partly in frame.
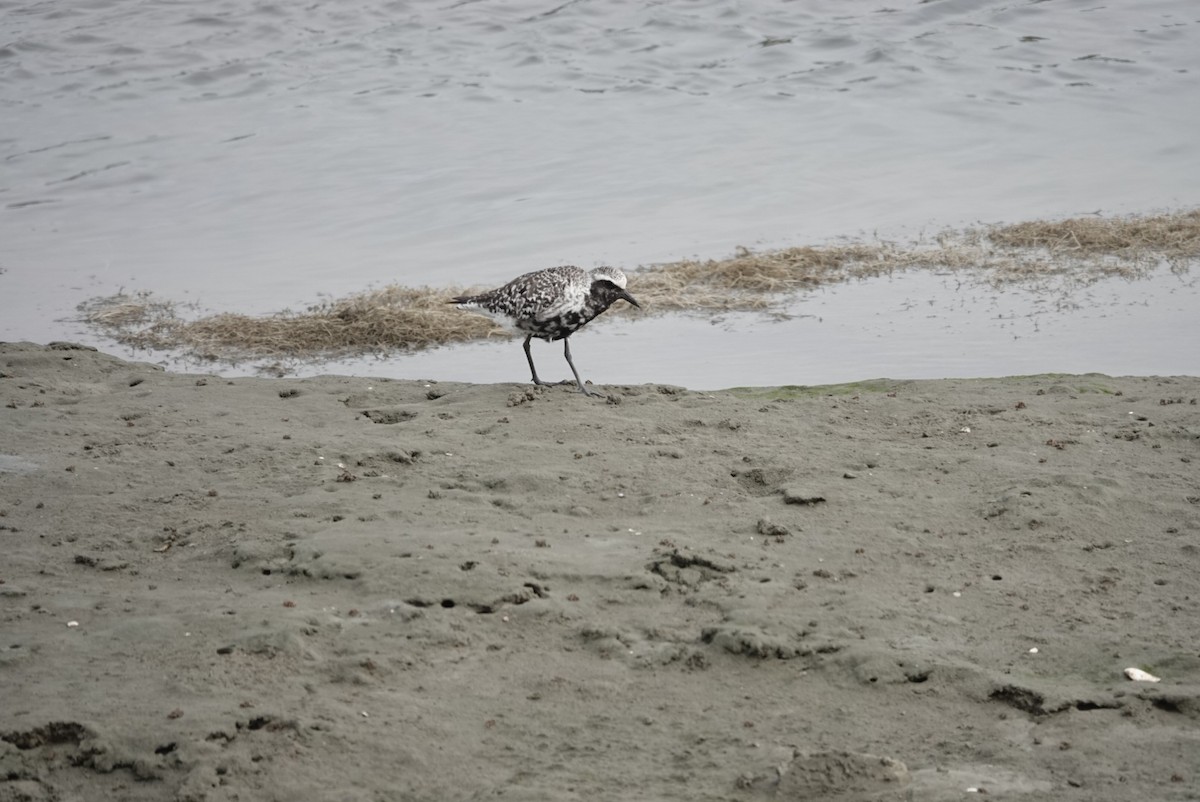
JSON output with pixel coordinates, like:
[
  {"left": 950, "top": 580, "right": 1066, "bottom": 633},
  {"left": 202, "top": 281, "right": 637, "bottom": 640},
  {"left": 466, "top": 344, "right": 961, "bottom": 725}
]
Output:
[{"left": 449, "top": 265, "right": 640, "bottom": 397}]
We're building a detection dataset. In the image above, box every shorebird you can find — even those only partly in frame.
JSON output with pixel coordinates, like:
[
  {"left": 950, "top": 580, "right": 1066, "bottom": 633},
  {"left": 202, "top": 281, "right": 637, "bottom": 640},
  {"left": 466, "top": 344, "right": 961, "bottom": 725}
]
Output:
[{"left": 448, "top": 266, "right": 640, "bottom": 397}]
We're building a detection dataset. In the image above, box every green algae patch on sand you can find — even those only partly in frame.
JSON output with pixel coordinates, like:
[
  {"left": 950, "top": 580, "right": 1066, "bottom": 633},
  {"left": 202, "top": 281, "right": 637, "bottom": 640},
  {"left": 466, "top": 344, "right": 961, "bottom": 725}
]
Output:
[
  {"left": 722, "top": 379, "right": 905, "bottom": 400},
  {"left": 1008, "top": 373, "right": 1120, "bottom": 395},
  {"left": 722, "top": 374, "right": 1122, "bottom": 401}
]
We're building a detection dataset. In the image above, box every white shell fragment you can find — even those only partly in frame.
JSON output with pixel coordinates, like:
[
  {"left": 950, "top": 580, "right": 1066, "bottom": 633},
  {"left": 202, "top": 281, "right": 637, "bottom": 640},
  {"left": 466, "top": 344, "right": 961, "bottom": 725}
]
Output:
[{"left": 1123, "top": 667, "right": 1161, "bottom": 683}]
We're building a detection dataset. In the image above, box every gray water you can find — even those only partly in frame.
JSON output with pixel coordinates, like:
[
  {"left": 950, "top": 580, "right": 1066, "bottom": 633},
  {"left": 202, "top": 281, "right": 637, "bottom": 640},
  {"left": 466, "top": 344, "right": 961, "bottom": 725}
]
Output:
[{"left": 3, "top": 0, "right": 1199, "bottom": 388}]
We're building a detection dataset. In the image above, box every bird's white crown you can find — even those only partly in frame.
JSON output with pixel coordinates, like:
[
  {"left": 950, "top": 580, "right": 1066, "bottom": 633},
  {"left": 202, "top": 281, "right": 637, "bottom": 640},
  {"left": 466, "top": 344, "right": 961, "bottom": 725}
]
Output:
[{"left": 589, "top": 266, "right": 629, "bottom": 289}]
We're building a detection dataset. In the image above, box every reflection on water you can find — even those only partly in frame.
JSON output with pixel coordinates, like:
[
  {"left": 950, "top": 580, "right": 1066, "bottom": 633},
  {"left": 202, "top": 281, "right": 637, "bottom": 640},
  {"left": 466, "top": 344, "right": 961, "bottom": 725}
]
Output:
[{"left": 2, "top": 0, "right": 1199, "bottom": 384}]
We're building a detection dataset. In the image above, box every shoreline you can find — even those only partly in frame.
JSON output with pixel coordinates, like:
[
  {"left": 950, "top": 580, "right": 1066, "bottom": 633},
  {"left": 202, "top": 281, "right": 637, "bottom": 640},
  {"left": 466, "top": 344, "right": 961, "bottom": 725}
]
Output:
[{"left": 2, "top": 341, "right": 1198, "bottom": 801}]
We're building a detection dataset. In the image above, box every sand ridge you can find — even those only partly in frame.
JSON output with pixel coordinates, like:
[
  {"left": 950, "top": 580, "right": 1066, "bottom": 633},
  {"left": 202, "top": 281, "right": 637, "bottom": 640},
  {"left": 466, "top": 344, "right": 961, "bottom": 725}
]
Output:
[{"left": 1, "top": 342, "right": 1198, "bottom": 801}]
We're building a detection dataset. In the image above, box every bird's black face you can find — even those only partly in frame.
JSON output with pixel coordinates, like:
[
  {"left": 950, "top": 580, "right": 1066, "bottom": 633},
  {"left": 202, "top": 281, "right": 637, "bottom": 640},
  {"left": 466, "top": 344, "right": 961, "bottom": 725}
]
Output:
[{"left": 592, "top": 279, "right": 641, "bottom": 310}]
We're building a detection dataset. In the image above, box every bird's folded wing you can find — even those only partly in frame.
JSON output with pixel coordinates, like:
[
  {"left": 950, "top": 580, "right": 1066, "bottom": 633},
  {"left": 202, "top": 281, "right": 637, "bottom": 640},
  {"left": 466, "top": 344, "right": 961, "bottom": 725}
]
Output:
[{"left": 532, "top": 283, "right": 586, "bottom": 324}]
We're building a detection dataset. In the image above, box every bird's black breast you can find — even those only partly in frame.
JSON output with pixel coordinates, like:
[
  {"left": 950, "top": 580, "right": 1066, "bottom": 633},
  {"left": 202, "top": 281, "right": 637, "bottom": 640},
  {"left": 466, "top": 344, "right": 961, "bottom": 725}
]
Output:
[
  {"left": 524, "top": 307, "right": 596, "bottom": 342},
  {"left": 517, "top": 277, "right": 628, "bottom": 341}
]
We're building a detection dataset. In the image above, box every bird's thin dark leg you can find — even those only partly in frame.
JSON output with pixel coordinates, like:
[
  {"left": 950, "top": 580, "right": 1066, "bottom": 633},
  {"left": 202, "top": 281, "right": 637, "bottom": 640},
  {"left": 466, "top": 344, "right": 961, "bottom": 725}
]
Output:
[
  {"left": 524, "top": 334, "right": 552, "bottom": 386},
  {"left": 562, "top": 338, "right": 601, "bottom": 397}
]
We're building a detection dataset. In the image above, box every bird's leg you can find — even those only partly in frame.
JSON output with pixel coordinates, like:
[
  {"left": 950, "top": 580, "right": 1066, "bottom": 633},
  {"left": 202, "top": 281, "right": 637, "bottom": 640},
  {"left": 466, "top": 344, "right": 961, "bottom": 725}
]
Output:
[
  {"left": 562, "top": 337, "right": 602, "bottom": 397},
  {"left": 524, "top": 334, "right": 553, "bottom": 386}
]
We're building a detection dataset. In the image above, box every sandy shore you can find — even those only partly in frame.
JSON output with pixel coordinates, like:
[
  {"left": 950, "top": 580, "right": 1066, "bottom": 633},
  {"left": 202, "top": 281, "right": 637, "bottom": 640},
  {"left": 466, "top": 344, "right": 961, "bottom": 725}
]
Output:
[{"left": 2, "top": 341, "right": 1198, "bottom": 801}]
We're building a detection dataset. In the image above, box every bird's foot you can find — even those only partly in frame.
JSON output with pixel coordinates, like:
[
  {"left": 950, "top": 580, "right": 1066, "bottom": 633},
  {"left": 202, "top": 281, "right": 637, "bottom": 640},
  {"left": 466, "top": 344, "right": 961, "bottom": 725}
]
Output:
[
  {"left": 532, "top": 378, "right": 585, "bottom": 389},
  {"left": 531, "top": 378, "right": 604, "bottom": 398}
]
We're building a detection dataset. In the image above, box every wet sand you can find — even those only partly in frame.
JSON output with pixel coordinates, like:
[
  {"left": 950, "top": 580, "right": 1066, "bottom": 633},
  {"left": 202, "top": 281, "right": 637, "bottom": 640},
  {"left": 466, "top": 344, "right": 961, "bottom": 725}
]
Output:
[{"left": 2, "top": 341, "right": 1199, "bottom": 801}]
